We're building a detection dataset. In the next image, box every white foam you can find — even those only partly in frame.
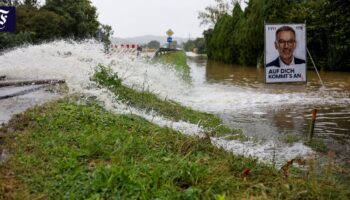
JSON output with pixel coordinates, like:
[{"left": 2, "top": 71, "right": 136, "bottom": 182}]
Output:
[{"left": 211, "top": 138, "right": 314, "bottom": 167}]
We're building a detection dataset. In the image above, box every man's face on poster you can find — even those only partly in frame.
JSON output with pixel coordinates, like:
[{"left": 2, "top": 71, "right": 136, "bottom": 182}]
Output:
[{"left": 274, "top": 30, "right": 296, "bottom": 65}]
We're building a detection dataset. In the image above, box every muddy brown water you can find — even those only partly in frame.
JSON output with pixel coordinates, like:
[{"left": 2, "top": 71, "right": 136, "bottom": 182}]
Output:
[{"left": 188, "top": 55, "right": 350, "bottom": 163}]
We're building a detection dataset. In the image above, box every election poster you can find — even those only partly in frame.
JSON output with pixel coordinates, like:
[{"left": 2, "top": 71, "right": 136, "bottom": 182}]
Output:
[{"left": 265, "top": 23, "right": 307, "bottom": 83}]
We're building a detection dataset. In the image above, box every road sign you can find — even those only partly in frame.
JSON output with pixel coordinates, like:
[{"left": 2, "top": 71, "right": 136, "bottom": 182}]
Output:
[
  {"left": 166, "top": 29, "right": 174, "bottom": 36},
  {"left": 167, "top": 37, "right": 172, "bottom": 43}
]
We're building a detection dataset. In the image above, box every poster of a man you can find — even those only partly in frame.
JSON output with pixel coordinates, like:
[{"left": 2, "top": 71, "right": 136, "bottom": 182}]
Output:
[{"left": 265, "top": 24, "right": 306, "bottom": 83}]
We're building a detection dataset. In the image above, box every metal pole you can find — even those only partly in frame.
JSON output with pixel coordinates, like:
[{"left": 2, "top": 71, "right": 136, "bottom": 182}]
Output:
[
  {"left": 307, "top": 48, "right": 325, "bottom": 88},
  {"left": 308, "top": 109, "right": 318, "bottom": 142}
]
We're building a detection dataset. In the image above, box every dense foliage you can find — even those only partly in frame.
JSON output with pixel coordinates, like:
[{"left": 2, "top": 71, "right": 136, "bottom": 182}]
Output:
[
  {"left": 203, "top": 0, "right": 350, "bottom": 71},
  {"left": 0, "top": 0, "right": 100, "bottom": 50},
  {"left": 145, "top": 40, "right": 160, "bottom": 49},
  {"left": 182, "top": 37, "right": 206, "bottom": 54}
]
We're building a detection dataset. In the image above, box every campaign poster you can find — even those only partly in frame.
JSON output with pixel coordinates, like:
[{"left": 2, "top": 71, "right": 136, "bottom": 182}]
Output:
[{"left": 265, "top": 23, "right": 306, "bottom": 83}]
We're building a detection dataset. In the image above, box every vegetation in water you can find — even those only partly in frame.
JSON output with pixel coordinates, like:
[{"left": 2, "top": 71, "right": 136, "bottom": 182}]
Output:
[{"left": 91, "top": 64, "right": 244, "bottom": 139}]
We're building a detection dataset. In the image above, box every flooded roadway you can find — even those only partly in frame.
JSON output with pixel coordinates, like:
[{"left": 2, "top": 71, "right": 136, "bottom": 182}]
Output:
[{"left": 0, "top": 84, "right": 61, "bottom": 126}]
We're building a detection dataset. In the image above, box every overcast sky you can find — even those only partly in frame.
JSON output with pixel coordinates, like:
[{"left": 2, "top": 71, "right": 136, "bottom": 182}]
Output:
[{"left": 90, "top": 0, "right": 216, "bottom": 38}]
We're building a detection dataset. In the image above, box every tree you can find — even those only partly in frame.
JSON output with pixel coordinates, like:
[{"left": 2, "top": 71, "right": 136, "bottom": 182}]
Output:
[
  {"left": 183, "top": 40, "right": 196, "bottom": 52},
  {"left": 15, "top": 5, "right": 68, "bottom": 42},
  {"left": 23, "top": 0, "right": 38, "bottom": 6},
  {"left": 228, "top": 3, "right": 243, "bottom": 63},
  {"left": 204, "top": 3, "right": 243, "bottom": 63},
  {"left": 236, "top": 0, "right": 269, "bottom": 65},
  {"left": 203, "top": 28, "right": 214, "bottom": 57},
  {"left": 0, "top": 0, "right": 19, "bottom": 5},
  {"left": 0, "top": 4, "right": 67, "bottom": 49},
  {"left": 0, "top": 32, "right": 33, "bottom": 50},
  {"left": 323, "top": 0, "right": 350, "bottom": 70},
  {"left": 183, "top": 38, "right": 206, "bottom": 53},
  {"left": 99, "top": 24, "right": 113, "bottom": 53},
  {"left": 198, "top": 0, "right": 233, "bottom": 27},
  {"left": 147, "top": 40, "right": 160, "bottom": 49},
  {"left": 43, "top": 0, "right": 99, "bottom": 39}
]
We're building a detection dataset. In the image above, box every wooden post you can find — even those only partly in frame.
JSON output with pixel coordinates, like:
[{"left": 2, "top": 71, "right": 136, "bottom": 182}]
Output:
[{"left": 308, "top": 109, "right": 318, "bottom": 142}]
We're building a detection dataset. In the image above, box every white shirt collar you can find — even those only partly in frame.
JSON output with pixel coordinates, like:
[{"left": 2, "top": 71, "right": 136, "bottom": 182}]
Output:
[{"left": 279, "top": 57, "right": 295, "bottom": 67}]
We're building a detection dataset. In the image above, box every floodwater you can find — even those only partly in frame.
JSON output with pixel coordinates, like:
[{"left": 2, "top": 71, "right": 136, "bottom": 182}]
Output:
[
  {"left": 0, "top": 84, "right": 61, "bottom": 126},
  {"left": 1, "top": 40, "right": 349, "bottom": 166},
  {"left": 187, "top": 54, "right": 350, "bottom": 162}
]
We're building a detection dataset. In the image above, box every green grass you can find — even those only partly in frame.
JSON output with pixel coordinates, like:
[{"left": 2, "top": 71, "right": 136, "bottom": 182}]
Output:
[
  {"left": 305, "top": 138, "right": 329, "bottom": 153},
  {"left": 1, "top": 99, "right": 349, "bottom": 199},
  {"left": 153, "top": 51, "right": 191, "bottom": 81},
  {"left": 91, "top": 64, "right": 245, "bottom": 139}
]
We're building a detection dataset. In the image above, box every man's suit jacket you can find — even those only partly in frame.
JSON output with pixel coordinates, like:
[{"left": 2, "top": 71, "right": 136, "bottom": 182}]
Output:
[{"left": 266, "top": 57, "right": 305, "bottom": 67}]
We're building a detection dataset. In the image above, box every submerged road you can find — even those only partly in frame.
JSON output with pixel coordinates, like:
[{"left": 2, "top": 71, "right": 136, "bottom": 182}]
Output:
[{"left": 0, "top": 81, "right": 63, "bottom": 126}]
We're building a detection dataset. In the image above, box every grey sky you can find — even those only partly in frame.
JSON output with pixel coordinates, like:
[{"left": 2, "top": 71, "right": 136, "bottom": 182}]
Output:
[{"left": 90, "top": 0, "right": 216, "bottom": 38}]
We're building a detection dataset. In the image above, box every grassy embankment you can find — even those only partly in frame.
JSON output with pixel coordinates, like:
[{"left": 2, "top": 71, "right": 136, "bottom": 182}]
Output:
[
  {"left": 1, "top": 99, "right": 350, "bottom": 199},
  {"left": 92, "top": 50, "right": 244, "bottom": 139},
  {"left": 91, "top": 64, "right": 243, "bottom": 139},
  {"left": 0, "top": 51, "right": 349, "bottom": 199},
  {"left": 152, "top": 51, "right": 191, "bottom": 81}
]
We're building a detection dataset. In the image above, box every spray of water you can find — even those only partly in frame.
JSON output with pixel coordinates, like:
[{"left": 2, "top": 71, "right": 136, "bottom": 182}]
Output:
[{"left": 4, "top": 40, "right": 348, "bottom": 166}]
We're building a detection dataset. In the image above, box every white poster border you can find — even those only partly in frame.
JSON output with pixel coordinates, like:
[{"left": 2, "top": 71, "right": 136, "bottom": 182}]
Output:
[{"left": 264, "top": 23, "right": 307, "bottom": 84}]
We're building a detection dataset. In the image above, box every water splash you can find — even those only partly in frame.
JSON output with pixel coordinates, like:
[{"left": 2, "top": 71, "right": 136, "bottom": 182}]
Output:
[
  {"left": 0, "top": 40, "right": 198, "bottom": 135},
  {"left": 5, "top": 40, "right": 349, "bottom": 166}
]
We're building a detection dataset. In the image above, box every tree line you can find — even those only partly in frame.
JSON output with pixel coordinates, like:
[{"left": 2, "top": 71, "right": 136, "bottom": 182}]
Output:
[
  {"left": 182, "top": 38, "right": 206, "bottom": 54},
  {"left": 201, "top": 0, "right": 349, "bottom": 71},
  {"left": 0, "top": 0, "right": 111, "bottom": 51}
]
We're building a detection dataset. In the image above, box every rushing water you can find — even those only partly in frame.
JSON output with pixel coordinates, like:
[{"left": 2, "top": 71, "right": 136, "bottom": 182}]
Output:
[{"left": 1, "top": 40, "right": 349, "bottom": 166}]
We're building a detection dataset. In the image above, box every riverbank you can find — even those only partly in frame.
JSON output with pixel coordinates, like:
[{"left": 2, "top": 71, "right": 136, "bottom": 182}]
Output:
[{"left": 1, "top": 98, "right": 349, "bottom": 199}]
